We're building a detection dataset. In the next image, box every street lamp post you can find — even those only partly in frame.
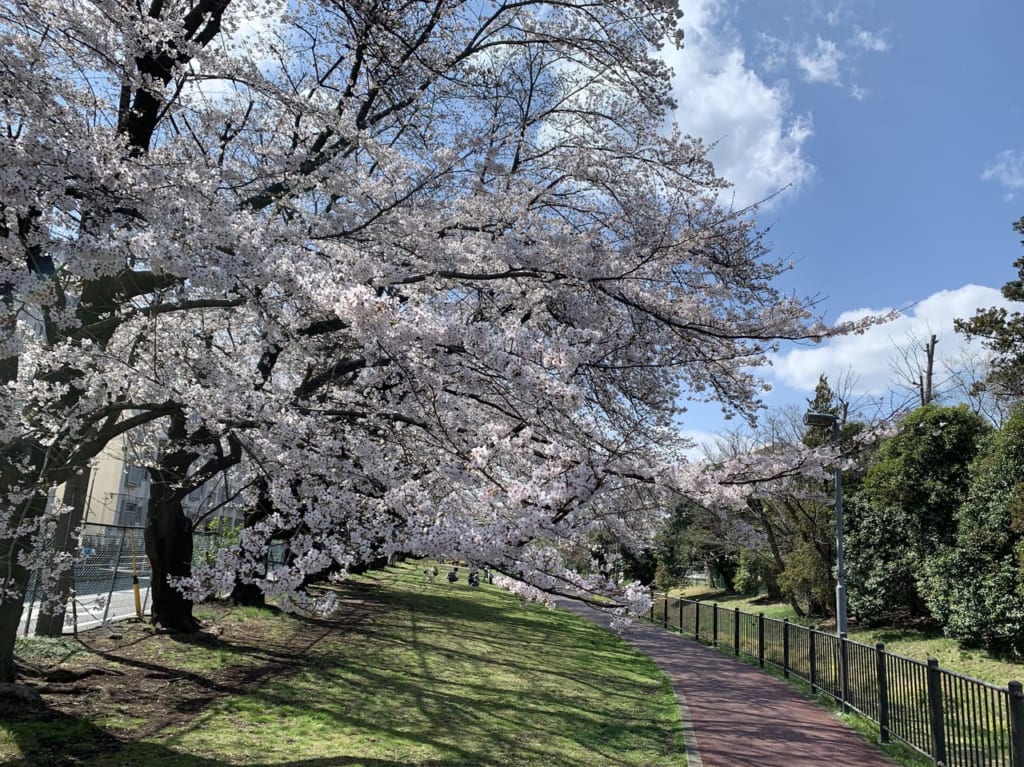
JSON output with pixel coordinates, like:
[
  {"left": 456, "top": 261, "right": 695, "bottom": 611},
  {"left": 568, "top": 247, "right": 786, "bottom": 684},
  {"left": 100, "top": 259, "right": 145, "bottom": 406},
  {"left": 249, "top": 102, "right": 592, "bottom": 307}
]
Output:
[{"left": 803, "top": 411, "right": 848, "bottom": 636}]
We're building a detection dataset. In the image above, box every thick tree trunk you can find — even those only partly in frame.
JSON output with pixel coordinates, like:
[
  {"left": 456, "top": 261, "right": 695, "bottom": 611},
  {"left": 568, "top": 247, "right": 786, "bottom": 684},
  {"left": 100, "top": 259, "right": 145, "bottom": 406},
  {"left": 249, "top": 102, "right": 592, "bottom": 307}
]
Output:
[
  {"left": 230, "top": 581, "right": 265, "bottom": 607},
  {"left": 0, "top": 493, "right": 48, "bottom": 683},
  {"left": 35, "top": 470, "right": 91, "bottom": 636},
  {"left": 145, "top": 416, "right": 243, "bottom": 626},
  {"left": 762, "top": 569, "right": 784, "bottom": 601},
  {"left": 145, "top": 482, "right": 199, "bottom": 633},
  {"left": 0, "top": 549, "right": 30, "bottom": 684},
  {"left": 788, "top": 594, "right": 807, "bottom": 618},
  {"left": 710, "top": 556, "right": 737, "bottom": 593}
]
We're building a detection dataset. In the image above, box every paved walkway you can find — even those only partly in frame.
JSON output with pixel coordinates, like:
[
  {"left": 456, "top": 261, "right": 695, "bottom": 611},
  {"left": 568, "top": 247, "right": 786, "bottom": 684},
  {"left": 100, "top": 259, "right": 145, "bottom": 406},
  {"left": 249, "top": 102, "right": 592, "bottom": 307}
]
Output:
[{"left": 556, "top": 599, "right": 896, "bottom": 767}]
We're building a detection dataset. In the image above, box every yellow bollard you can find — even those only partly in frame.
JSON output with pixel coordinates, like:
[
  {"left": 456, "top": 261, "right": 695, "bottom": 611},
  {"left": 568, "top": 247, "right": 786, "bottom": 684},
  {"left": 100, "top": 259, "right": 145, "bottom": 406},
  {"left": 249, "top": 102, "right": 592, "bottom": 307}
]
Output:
[{"left": 130, "top": 530, "right": 143, "bottom": 620}]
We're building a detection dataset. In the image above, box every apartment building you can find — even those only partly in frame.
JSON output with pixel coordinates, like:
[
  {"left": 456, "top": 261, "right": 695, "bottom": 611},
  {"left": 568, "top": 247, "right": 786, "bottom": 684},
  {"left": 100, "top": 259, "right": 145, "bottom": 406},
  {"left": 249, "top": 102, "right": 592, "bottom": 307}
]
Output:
[{"left": 64, "top": 434, "right": 243, "bottom": 532}]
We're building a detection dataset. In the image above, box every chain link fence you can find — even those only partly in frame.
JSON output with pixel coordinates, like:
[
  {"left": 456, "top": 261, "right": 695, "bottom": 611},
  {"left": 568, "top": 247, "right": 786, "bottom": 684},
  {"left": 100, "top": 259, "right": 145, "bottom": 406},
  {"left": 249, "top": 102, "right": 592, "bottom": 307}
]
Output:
[{"left": 18, "top": 522, "right": 231, "bottom": 637}]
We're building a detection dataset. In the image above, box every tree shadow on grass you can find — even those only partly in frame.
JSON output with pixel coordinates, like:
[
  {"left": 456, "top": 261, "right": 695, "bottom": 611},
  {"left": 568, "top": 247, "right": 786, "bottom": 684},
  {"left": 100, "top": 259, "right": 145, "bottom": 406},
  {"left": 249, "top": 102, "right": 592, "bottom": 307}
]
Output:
[
  {"left": 10, "top": 685, "right": 659, "bottom": 764},
  {"left": 2, "top": 701, "right": 504, "bottom": 767},
  {"left": 5, "top": 695, "right": 653, "bottom": 767},
  {"left": 1, "top": 702, "right": 212, "bottom": 767},
  {"left": 214, "top": 670, "right": 672, "bottom": 767},
  {"left": 227, "top": 601, "right": 680, "bottom": 766},
  {"left": 7, "top": 570, "right": 682, "bottom": 767}
]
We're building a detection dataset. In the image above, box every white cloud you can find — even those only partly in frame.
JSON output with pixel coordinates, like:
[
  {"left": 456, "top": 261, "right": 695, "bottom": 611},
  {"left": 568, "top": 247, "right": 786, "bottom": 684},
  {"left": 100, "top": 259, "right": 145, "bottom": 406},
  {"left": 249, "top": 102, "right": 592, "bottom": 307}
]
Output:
[
  {"left": 182, "top": 0, "right": 286, "bottom": 104},
  {"left": 770, "top": 284, "right": 1017, "bottom": 395},
  {"left": 664, "top": 0, "right": 815, "bottom": 208},
  {"left": 851, "top": 28, "right": 890, "bottom": 52},
  {"left": 755, "top": 32, "right": 789, "bottom": 72},
  {"left": 677, "top": 427, "right": 724, "bottom": 462},
  {"left": 823, "top": 4, "right": 847, "bottom": 27},
  {"left": 796, "top": 37, "right": 843, "bottom": 84},
  {"left": 750, "top": 14, "right": 889, "bottom": 99},
  {"left": 982, "top": 150, "right": 1024, "bottom": 192}
]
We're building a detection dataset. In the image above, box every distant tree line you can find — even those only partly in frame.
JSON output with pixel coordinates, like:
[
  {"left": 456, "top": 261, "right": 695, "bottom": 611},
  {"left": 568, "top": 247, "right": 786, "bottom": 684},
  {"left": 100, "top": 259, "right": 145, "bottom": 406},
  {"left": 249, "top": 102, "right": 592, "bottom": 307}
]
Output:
[{"left": 648, "top": 217, "right": 1024, "bottom": 658}]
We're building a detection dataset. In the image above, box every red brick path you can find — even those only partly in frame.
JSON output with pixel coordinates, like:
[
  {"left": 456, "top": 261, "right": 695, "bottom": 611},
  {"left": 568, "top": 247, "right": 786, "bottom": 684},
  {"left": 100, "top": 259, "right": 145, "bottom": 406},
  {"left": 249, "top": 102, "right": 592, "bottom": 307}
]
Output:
[{"left": 557, "top": 599, "right": 896, "bottom": 767}]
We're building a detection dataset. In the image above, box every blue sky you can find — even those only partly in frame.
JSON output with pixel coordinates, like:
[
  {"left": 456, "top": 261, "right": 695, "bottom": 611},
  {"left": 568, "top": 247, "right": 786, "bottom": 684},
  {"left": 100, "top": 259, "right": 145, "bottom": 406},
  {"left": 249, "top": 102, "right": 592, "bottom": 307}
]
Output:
[{"left": 661, "top": 0, "right": 1024, "bottom": 444}]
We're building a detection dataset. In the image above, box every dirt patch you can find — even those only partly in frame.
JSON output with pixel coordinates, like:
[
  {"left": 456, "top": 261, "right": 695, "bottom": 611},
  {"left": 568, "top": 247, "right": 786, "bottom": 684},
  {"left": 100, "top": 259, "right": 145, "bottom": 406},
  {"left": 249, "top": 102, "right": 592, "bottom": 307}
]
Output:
[{"left": 9, "top": 585, "right": 379, "bottom": 756}]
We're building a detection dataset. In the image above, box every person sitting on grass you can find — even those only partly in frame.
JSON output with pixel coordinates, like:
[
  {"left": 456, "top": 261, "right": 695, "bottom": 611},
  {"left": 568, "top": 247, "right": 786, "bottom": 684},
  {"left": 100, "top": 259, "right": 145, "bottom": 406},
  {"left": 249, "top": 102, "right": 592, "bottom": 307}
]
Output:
[{"left": 447, "top": 566, "right": 458, "bottom": 583}]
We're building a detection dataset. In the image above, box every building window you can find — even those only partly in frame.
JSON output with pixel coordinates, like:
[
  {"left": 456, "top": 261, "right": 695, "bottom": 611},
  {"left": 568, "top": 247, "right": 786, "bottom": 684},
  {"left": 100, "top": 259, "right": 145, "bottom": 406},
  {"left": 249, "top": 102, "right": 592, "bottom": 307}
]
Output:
[
  {"left": 126, "top": 465, "right": 148, "bottom": 486},
  {"left": 118, "top": 499, "right": 143, "bottom": 527}
]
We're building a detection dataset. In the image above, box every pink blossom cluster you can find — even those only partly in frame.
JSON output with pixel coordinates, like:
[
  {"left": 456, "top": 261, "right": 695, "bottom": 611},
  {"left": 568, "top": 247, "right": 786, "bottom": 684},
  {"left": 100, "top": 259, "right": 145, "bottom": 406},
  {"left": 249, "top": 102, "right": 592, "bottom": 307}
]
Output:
[{"left": 0, "top": 0, "right": 894, "bottom": 662}]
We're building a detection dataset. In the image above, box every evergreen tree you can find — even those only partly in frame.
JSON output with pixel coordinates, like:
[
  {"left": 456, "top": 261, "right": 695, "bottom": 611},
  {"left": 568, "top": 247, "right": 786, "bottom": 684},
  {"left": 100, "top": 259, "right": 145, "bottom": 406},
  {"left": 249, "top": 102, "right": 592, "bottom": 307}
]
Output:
[
  {"left": 920, "top": 406, "right": 1024, "bottom": 656},
  {"left": 845, "top": 404, "right": 990, "bottom": 625},
  {"left": 955, "top": 216, "right": 1024, "bottom": 400}
]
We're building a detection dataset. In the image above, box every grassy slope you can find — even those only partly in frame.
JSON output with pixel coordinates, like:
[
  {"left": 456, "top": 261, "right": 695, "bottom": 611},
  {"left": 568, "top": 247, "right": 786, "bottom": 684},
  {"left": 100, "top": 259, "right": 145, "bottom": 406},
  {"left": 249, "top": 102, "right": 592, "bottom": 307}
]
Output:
[
  {"left": 4, "top": 564, "right": 685, "bottom": 767},
  {"left": 674, "top": 586, "right": 1024, "bottom": 687}
]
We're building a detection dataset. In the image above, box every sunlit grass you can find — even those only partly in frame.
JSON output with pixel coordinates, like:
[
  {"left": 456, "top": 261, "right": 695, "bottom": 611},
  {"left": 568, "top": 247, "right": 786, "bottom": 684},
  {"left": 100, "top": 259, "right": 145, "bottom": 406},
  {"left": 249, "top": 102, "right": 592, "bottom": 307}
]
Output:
[
  {"left": 14, "top": 635, "right": 90, "bottom": 666},
  {"left": 151, "top": 566, "right": 685, "bottom": 766},
  {"left": 6, "top": 563, "right": 686, "bottom": 767},
  {"left": 673, "top": 586, "right": 1024, "bottom": 687}
]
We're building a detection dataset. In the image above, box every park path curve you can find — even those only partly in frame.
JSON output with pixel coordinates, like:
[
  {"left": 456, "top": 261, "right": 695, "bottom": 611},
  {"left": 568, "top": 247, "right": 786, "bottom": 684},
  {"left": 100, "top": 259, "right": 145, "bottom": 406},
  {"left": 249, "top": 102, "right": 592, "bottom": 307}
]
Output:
[{"left": 555, "top": 598, "right": 896, "bottom": 767}]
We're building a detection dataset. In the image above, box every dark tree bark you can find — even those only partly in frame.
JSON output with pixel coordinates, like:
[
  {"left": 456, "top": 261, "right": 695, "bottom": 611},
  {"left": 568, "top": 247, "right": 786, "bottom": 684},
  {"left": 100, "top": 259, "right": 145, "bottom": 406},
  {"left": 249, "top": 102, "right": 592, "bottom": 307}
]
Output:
[
  {"left": 35, "top": 469, "right": 91, "bottom": 637},
  {"left": 145, "top": 416, "right": 243, "bottom": 629},
  {"left": 762, "top": 568, "right": 784, "bottom": 601},
  {"left": 230, "top": 580, "right": 265, "bottom": 607},
  {"left": 145, "top": 469, "right": 199, "bottom": 633},
  {"left": 921, "top": 334, "right": 937, "bottom": 406},
  {"left": 0, "top": 494, "right": 48, "bottom": 683},
  {"left": 0, "top": 549, "right": 30, "bottom": 684},
  {"left": 144, "top": 410, "right": 201, "bottom": 633}
]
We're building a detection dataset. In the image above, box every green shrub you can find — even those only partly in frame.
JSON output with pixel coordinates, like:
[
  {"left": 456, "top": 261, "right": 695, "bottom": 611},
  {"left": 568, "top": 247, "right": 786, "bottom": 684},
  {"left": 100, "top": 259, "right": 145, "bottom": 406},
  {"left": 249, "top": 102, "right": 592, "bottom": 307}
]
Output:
[
  {"left": 846, "top": 405, "right": 989, "bottom": 626},
  {"left": 921, "top": 406, "right": 1024, "bottom": 657},
  {"left": 733, "top": 550, "right": 774, "bottom": 596}
]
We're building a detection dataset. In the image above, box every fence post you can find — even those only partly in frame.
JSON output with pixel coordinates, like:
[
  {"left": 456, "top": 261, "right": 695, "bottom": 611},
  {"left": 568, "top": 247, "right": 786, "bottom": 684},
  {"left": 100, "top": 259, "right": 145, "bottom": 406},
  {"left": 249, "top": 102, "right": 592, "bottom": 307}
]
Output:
[
  {"left": 782, "top": 619, "right": 790, "bottom": 679},
  {"left": 876, "top": 643, "right": 890, "bottom": 744},
  {"left": 733, "top": 607, "right": 740, "bottom": 656},
  {"left": 926, "top": 658, "right": 947, "bottom": 767},
  {"left": 758, "top": 613, "right": 765, "bottom": 667},
  {"left": 649, "top": 589, "right": 655, "bottom": 622},
  {"left": 102, "top": 529, "right": 128, "bottom": 625},
  {"left": 663, "top": 594, "right": 669, "bottom": 628},
  {"left": 712, "top": 603, "right": 719, "bottom": 647},
  {"left": 678, "top": 598, "right": 684, "bottom": 632},
  {"left": 70, "top": 585, "right": 78, "bottom": 637},
  {"left": 809, "top": 629, "right": 817, "bottom": 695},
  {"left": 694, "top": 600, "right": 701, "bottom": 641},
  {"left": 1009, "top": 680, "right": 1024, "bottom": 767},
  {"left": 840, "top": 632, "right": 850, "bottom": 712},
  {"left": 22, "top": 574, "right": 40, "bottom": 637}
]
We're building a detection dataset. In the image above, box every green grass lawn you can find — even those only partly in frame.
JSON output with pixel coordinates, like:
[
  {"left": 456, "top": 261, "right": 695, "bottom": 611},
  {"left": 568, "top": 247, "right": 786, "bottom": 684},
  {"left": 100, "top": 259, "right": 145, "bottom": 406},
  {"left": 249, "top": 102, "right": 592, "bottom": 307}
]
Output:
[
  {"left": 3, "top": 563, "right": 685, "bottom": 767},
  {"left": 673, "top": 585, "right": 1024, "bottom": 687}
]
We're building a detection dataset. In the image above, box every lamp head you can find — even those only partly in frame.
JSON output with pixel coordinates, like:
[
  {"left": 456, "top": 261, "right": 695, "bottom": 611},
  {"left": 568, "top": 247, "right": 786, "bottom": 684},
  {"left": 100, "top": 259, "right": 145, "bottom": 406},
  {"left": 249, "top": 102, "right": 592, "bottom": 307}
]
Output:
[{"left": 803, "top": 412, "right": 838, "bottom": 428}]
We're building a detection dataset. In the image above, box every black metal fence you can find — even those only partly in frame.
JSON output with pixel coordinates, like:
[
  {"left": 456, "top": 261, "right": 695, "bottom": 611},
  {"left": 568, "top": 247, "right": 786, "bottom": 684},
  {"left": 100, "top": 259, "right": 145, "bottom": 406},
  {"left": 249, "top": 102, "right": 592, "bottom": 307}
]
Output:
[{"left": 647, "top": 593, "right": 1024, "bottom": 767}]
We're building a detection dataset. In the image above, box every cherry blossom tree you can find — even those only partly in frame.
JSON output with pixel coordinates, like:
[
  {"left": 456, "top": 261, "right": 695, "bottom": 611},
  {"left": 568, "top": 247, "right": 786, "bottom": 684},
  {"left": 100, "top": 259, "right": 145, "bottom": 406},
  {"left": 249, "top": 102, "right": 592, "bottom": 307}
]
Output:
[
  {"left": 0, "top": 0, "right": 882, "bottom": 683},
  {"left": 664, "top": 381, "right": 898, "bottom": 616}
]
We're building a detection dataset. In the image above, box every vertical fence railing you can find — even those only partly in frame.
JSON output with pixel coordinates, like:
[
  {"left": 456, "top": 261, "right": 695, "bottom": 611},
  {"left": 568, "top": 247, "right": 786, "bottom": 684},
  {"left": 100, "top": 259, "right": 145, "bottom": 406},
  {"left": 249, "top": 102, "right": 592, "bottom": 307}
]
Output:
[
  {"left": 644, "top": 593, "right": 1024, "bottom": 767},
  {"left": 844, "top": 639, "right": 880, "bottom": 722},
  {"left": 886, "top": 652, "right": 933, "bottom": 759}
]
